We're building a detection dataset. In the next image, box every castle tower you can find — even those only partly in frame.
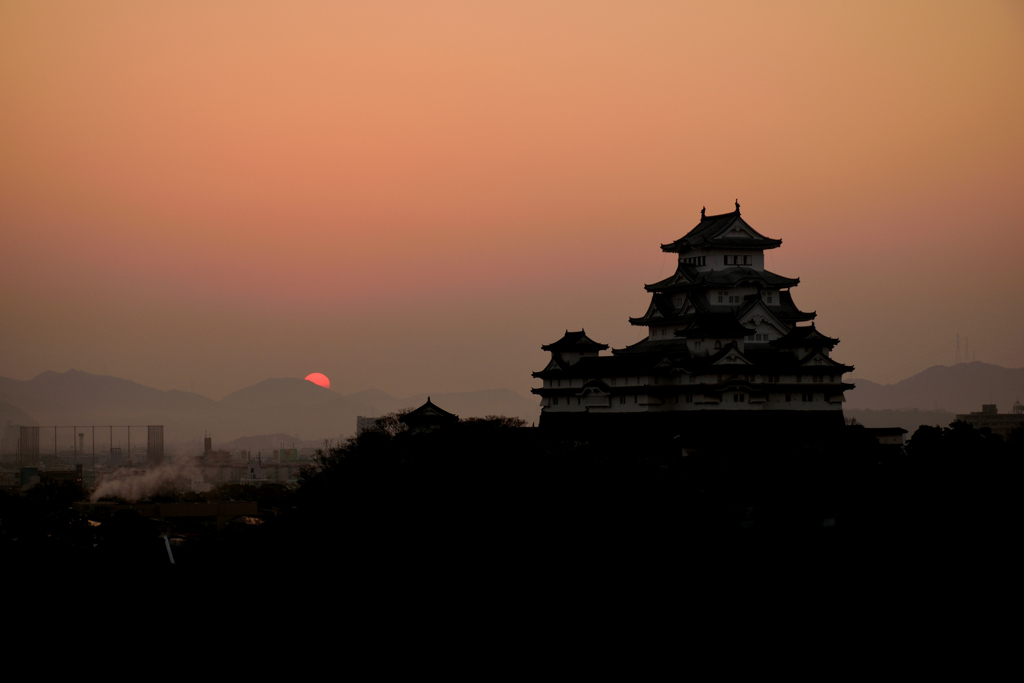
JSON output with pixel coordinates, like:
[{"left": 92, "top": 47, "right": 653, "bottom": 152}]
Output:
[{"left": 532, "top": 204, "right": 854, "bottom": 427}]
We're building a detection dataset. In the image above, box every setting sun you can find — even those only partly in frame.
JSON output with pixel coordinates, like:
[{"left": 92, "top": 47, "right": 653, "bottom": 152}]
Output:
[{"left": 304, "top": 372, "right": 330, "bottom": 389}]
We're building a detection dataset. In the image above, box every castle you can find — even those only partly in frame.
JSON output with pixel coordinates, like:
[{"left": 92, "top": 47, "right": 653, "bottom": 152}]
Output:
[{"left": 532, "top": 203, "right": 854, "bottom": 431}]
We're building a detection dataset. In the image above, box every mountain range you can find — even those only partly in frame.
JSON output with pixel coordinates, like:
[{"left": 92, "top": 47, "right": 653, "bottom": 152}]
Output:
[
  {"left": 845, "top": 362, "right": 1023, "bottom": 414},
  {"left": 0, "top": 370, "right": 541, "bottom": 448},
  {"left": 1, "top": 362, "right": 1020, "bottom": 449}
]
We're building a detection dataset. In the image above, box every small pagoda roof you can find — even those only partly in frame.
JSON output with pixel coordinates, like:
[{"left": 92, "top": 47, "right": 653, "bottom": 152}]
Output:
[
  {"left": 399, "top": 397, "right": 459, "bottom": 427},
  {"left": 772, "top": 324, "right": 839, "bottom": 348},
  {"left": 541, "top": 329, "right": 609, "bottom": 352},
  {"left": 661, "top": 206, "right": 782, "bottom": 254}
]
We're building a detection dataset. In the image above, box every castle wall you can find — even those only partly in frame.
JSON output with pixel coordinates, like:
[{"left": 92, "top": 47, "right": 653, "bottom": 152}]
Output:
[{"left": 539, "top": 409, "right": 846, "bottom": 441}]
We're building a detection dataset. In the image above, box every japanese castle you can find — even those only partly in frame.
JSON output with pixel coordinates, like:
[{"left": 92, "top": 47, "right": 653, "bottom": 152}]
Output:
[{"left": 532, "top": 202, "right": 854, "bottom": 429}]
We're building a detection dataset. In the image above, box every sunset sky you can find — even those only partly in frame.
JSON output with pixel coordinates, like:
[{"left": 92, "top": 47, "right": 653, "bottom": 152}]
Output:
[{"left": 2, "top": 1, "right": 1023, "bottom": 399}]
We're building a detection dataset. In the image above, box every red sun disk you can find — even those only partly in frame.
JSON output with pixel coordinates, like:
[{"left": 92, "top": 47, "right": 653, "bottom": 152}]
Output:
[{"left": 305, "top": 372, "right": 330, "bottom": 389}]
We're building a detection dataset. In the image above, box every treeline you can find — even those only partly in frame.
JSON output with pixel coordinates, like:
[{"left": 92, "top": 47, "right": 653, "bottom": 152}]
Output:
[{"left": 1, "top": 416, "right": 1020, "bottom": 577}]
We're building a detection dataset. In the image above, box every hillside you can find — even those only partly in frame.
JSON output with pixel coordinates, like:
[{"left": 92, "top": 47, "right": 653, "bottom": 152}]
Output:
[
  {"left": 846, "top": 362, "right": 1024, "bottom": 414},
  {"left": 0, "top": 370, "right": 541, "bottom": 447}
]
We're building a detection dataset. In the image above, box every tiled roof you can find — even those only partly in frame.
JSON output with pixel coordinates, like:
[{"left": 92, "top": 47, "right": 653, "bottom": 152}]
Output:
[
  {"left": 660, "top": 209, "right": 782, "bottom": 254},
  {"left": 400, "top": 397, "right": 459, "bottom": 424},
  {"left": 541, "top": 329, "right": 609, "bottom": 352},
  {"left": 772, "top": 324, "right": 839, "bottom": 348},
  {"left": 645, "top": 265, "right": 799, "bottom": 293},
  {"left": 775, "top": 290, "right": 816, "bottom": 322},
  {"left": 535, "top": 342, "right": 855, "bottom": 378}
]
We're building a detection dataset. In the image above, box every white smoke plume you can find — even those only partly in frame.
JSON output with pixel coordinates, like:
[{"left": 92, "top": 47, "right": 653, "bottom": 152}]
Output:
[{"left": 90, "top": 459, "right": 209, "bottom": 502}]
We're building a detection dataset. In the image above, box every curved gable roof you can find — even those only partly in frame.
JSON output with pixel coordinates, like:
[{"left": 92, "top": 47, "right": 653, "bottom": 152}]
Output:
[
  {"left": 541, "top": 329, "right": 609, "bottom": 352},
  {"left": 661, "top": 209, "right": 782, "bottom": 254}
]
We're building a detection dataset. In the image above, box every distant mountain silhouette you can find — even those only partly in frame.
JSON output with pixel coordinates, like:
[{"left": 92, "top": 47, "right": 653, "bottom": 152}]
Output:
[
  {"left": 0, "top": 370, "right": 541, "bottom": 447},
  {"left": 343, "top": 388, "right": 405, "bottom": 413},
  {"left": 0, "top": 370, "right": 216, "bottom": 431},
  {"left": 221, "top": 377, "right": 340, "bottom": 409},
  {"left": 0, "top": 400, "right": 36, "bottom": 427},
  {"left": 847, "top": 362, "right": 1024, "bottom": 413}
]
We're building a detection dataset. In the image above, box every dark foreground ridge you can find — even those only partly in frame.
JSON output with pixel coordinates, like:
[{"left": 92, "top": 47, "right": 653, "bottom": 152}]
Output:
[{"left": 2, "top": 414, "right": 1021, "bottom": 594}]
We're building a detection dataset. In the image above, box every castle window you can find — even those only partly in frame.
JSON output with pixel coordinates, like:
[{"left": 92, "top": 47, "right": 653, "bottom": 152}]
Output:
[
  {"left": 552, "top": 397, "right": 558, "bottom": 405},
  {"left": 744, "top": 255, "right": 751, "bottom": 265},
  {"left": 802, "top": 393, "right": 813, "bottom": 402},
  {"left": 718, "top": 291, "right": 726, "bottom": 303},
  {"left": 619, "top": 396, "right": 626, "bottom": 404},
  {"left": 734, "top": 394, "right": 745, "bottom": 402},
  {"left": 767, "top": 293, "right": 774, "bottom": 303},
  {"left": 714, "top": 340, "right": 722, "bottom": 349}
]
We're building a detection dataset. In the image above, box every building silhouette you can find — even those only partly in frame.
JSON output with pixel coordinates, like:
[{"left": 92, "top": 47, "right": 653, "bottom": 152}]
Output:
[
  {"left": 955, "top": 402, "right": 1024, "bottom": 439},
  {"left": 400, "top": 398, "right": 459, "bottom": 433},
  {"left": 533, "top": 203, "right": 854, "bottom": 430}
]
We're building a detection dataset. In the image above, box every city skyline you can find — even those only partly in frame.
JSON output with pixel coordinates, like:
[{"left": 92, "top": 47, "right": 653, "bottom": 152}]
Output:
[{"left": 2, "top": 2, "right": 1023, "bottom": 399}]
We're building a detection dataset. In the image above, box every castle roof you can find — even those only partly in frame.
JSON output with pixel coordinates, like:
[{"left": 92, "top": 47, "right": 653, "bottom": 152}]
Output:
[
  {"left": 535, "top": 339, "right": 854, "bottom": 379},
  {"left": 532, "top": 205, "right": 852, "bottom": 412},
  {"left": 610, "top": 337, "right": 691, "bottom": 357},
  {"left": 645, "top": 265, "right": 799, "bottom": 293},
  {"left": 771, "top": 324, "right": 839, "bottom": 348},
  {"left": 400, "top": 397, "right": 459, "bottom": 427},
  {"left": 660, "top": 209, "right": 782, "bottom": 254},
  {"left": 772, "top": 290, "right": 816, "bottom": 323},
  {"left": 628, "top": 289, "right": 814, "bottom": 327},
  {"left": 541, "top": 329, "right": 609, "bottom": 353}
]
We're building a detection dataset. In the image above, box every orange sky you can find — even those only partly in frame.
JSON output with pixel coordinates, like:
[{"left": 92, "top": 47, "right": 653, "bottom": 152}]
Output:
[{"left": 2, "top": 1, "right": 1023, "bottom": 398}]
